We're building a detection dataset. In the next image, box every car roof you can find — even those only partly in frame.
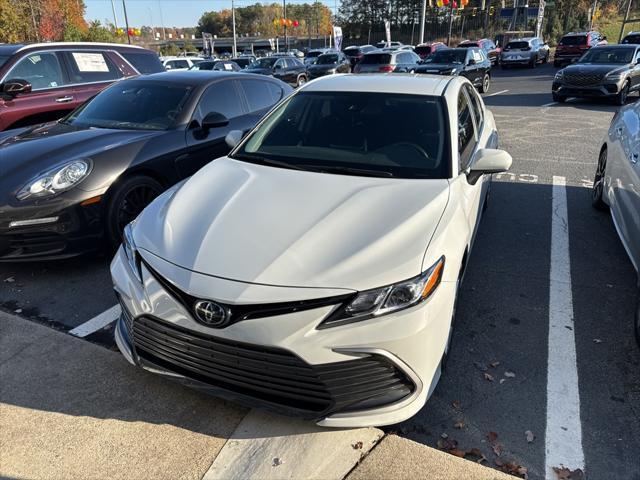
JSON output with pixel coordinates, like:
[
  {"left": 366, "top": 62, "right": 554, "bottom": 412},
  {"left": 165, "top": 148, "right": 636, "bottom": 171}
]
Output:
[
  {"left": 590, "top": 44, "right": 637, "bottom": 49},
  {"left": 508, "top": 37, "right": 534, "bottom": 42},
  {"left": 139, "top": 70, "right": 261, "bottom": 85},
  {"left": 15, "top": 42, "right": 145, "bottom": 52},
  {"left": 301, "top": 73, "right": 451, "bottom": 96},
  {"left": 563, "top": 32, "right": 590, "bottom": 36}
]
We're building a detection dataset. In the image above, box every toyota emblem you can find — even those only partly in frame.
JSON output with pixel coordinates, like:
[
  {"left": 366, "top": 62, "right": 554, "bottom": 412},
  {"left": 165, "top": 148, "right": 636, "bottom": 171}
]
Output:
[{"left": 193, "top": 300, "right": 230, "bottom": 327}]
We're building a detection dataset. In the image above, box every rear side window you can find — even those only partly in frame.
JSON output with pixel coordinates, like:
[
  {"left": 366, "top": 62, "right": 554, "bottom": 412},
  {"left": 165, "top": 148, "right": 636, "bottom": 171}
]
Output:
[
  {"left": 7, "top": 52, "right": 65, "bottom": 90},
  {"left": 361, "top": 54, "right": 392, "bottom": 64},
  {"left": 64, "top": 51, "right": 122, "bottom": 84},
  {"left": 121, "top": 52, "right": 164, "bottom": 74},
  {"left": 457, "top": 89, "right": 477, "bottom": 171},
  {"left": 239, "top": 80, "right": 284, "bottom": 113},
  {"left": 560, "top": 35, "right": 587, "bottom": 46}
]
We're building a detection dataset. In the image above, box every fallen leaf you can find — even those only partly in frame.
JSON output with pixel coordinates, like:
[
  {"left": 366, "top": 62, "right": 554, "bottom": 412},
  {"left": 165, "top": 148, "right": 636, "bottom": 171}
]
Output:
[
  {"left": 452, "top": 400, "right": 461, "bottom": 410},
  {"left": 500, "top": 378, "right": 506, "bottom": 384},
  {"left": 484, "top": 372, "right": 495, "bottom": 381},
  {"left": 449, "top": 448, "right": 466, "bottom": 458},
  {"left": 494, "top": 458, "right": 504, "bottom": 467},
  {"left": 593, "top": 338, "right": 602, "bottom": 344},
  {"left": 489, "top": 360, "right": 500, "bottom": 368},
  {"left": 487, "top": 431, "right": 498, "bottom": 443},
  {"left": 553, "top": 467, "right": 584, "bottom": 480},
  {"left": 504, "top": 371, "right": 516, "bottom": 378},
  {"left": 525, "top": 430, "right": 534, "bottom": 443},
  {"left": 436, "top": 438, "right": 458, "bottom": 450},
  {"left": 352, "top": 441, "right": 363, "bottom": 450},
  {"left": 454, "top": 421, "right": 465, "bottom": 429},
  {"left": 272, "top": 457, "right": 283, "bottom": 467},
  {"left": 492, "top": 443, "right": 502, "bottom": 456}
]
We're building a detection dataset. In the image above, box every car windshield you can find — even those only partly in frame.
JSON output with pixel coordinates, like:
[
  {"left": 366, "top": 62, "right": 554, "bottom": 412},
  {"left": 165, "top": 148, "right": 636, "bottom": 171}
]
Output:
[
  {"left": 192, "top": 62, "right": 215, "bottom": 70},
  {"left": 426, "top": 50, "right": 466, "bottom": 64},
  {"left": 360, "top": 53, "right": 392, "bottom": 64},
  {"left": 457, "top": 43, "right": 479, "bottom": 48},
  {"left": 578, "top": 47, "right": 635, "bottom": 64},
  {"left": 622, "top": 34, "right": 640, "bottom": 44},
  {"left": 505, "top": 41, "right": 529, "bottom": 50},
  {"left": 232, "top": 91, "right": 448, "bottom": 179},
  {"left": 307, "top": 51, "right": 324, "bottom": 58},
  {"left": 317, "top": 54, "right": 339, "bottom": 64},
  {"left": 249, "top": 57, "right": 277, "bottom": 68},
  {"left": 344, "top": 48, "right": 361, "bottom": 56},
  {"left": 62, "top": 81, "right": 192, "bottom": 131},
  {"left": 560, "top": 35, "right": 587, "bottom": 46}
]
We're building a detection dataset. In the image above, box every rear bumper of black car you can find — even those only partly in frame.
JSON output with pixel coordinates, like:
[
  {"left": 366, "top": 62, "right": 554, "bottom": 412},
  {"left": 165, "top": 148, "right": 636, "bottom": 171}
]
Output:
[{"left": 0, "top": 194, "right": 104, "bottom": 261}]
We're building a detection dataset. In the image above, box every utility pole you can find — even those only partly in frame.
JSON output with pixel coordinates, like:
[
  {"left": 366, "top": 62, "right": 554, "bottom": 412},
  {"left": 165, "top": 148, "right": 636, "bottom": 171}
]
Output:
[
  {"left": 158, "top": 0, "right": 167, "bottom": 40},
  {"left": 28, "top": 0, "right": 39, "bottom": 42},
  {"left": 283, "top": 0, "right": 288, "bottom": 51},
  {"left": 122, "top": 0, "right": 131, "bottom": 44},
  {"left": 446, "top": 1, "right": 454, "bottom": 46},
  {"left": 232, "top": 0, "right": 238, "bottom": 57},
  {"left": 589, "top": 0, "right": 597, "bottom": 29},
  {"left": 418, "top": 0, "right": 427, "bottom": 44},
  {"left": 619, "top": 0, "right": 633, "bottom": 42},
  {"left": 110, "top": 0, "right": 119, "bottom": 30}
]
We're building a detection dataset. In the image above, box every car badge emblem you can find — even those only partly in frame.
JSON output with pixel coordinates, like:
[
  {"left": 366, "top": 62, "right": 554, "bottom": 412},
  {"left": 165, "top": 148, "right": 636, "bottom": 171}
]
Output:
[{"left": 194, "top": 300, "right": 230, "bottom": 327}]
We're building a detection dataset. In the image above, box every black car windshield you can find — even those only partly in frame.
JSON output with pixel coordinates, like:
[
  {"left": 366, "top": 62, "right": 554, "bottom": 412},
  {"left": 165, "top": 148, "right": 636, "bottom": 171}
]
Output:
[
  {"left": 249, "top": 58, "right": 277, "bottom": 68},
  {"left": 192, "top": 61, "right": 215, "bottom": 70},
  {"left": 623, "top": 34, "right": 640, "bottom": 44},
  {"left": 0, "top": 55, "right": 10, "bottom": 68},
  {"left": 560, "top": 35, "right": 587, "bottom": 46},
  {"left": 426, "top": 50, "right": 466, "bottom": 64},
  {"left": 231, "top": 91, "right": 448, "bottom": 179},
  {"left": 317, "top": 54, "right": 338, "bottom": 64},
  {"left": 414, "top": 46, "right": 432, "bottom": 56},
  {"left": 360, "top": 53, "right": 392, "bottom": 64},
  {"left": 63, "top": 81, "right": 192, "bottom": 130},
  {"left": 344, "top": 48, "right": 361, "bottom": 56},
  {"left": 457, "top": 43, "right": 479, "bottom": 48},
  {"left": 578, "top": 47, "right": 635, "bottom": 64},
  {"left": 505, "top": 41, "right": 530, "bottom": 50},
  {"left": 307, "top": 51, "right": 325, "bottom": 58}
]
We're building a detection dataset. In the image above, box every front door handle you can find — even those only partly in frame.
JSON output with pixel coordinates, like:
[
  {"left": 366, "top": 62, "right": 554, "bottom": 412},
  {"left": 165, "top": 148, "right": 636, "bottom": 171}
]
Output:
[
  {"left": 55, "top": 96, "right": 74, "bottom": 103},
  {"left": 631, "top": 152, "right": 638, "bottom": 164}
]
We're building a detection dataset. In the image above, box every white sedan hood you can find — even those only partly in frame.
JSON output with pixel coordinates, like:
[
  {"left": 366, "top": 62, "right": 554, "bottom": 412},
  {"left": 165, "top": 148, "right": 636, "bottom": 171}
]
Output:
[{"left": 135, "top": 157, "right": 450, "bottom": 291}]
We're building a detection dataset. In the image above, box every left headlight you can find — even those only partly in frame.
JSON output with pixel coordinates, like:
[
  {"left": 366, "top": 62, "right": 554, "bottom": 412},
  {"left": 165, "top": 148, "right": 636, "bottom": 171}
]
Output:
[
  {"left": 319, "top": 256, "right": 445, "bottom": 329},
  {"left": 554, "top": 71, "right": 563, "bottom": 81},
  {"left": 122, "top": 222, "right": 143, "bottom": 283},
  {"left": 16, "top": 159, "right": 91, "bottom": 201},
  {"left": 606, "top": 71, "right": 624, "bottom": 81}
]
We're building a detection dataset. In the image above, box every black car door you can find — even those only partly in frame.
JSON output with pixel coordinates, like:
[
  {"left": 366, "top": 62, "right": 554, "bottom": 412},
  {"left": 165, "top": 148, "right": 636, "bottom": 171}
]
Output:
[
  {"left": 272, "top": 58, "right": 289, "bottom": 83},
  {"left": 181, "top": 79, "right": 249, "bottom": 177},
  {"left": 461, "top": 50, "right": 476, "bottom": 83}
]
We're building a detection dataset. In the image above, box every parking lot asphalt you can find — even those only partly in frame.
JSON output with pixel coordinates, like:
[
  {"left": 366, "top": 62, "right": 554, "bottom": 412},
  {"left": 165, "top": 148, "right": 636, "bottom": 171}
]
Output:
[{"left": 1, "top": 64, "right": 640, "bottom": 480}]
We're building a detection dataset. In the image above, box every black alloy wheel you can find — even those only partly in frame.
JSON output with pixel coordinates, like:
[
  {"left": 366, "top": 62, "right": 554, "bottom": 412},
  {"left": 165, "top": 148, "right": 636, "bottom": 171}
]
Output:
[
  {"left": 592, "top": 147, "right": 609, "bottom": 211},
  {"left": 479, "top": 73, "right": 491, "bottom": 93},
  {"left": 296, "top": 75, "right": 307, "bottom": 87},
  {"left": 616, "top": 81, "right": 630, "bottom": 106},
  {"left": 106, "top": 175, "right": 164, "bottom": 247}
]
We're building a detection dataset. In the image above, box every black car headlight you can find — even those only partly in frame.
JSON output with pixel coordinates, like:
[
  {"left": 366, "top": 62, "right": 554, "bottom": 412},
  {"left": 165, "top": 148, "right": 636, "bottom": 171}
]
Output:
[
  {"left": 319, "top": 256, "right": 445, "bottom": 329},
  {"left": 122, "top": 223, "right": 143, "bottom": 283},
  {"left": 16, "top": 159, "right": 91, "bottom": 200}
]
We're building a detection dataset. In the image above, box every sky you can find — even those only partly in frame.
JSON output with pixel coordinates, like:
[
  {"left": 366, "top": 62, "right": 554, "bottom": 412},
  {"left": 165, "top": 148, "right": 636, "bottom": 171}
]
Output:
[{"left": 85, "top": 0, "right": 340, "bottom": 28}]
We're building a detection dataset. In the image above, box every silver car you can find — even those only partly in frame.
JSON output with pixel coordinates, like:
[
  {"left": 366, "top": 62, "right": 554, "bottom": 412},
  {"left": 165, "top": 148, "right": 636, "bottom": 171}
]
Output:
[
  {"left": 592, "top": 101, "right": 640, "bottom": 345},
  {"left": 500, "top": 37, "right": 550, "bottom": 68}
]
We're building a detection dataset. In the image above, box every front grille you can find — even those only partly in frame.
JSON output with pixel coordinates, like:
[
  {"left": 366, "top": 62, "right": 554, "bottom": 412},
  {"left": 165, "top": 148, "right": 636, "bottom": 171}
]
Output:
[
  {"left": 563, "top": 71, "right": 605, "bottom": 87},
  {"left": 132, "top": 315, "right": 415, "bottom": 417}
]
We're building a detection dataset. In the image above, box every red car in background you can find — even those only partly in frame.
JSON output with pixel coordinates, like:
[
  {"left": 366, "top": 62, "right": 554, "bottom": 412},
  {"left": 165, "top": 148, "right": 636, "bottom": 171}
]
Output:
[
  {"left": 0, "top": 42, "right": 163, "bottom": 131},
  {"left": 458, "top": 38, "right": 501, "bottom": 65},
  {"left": 414, "top": 42, "right": 448, "bottom": 60},
  {"left": 553, "top": 31, "right": 607, "bottom": 67}
]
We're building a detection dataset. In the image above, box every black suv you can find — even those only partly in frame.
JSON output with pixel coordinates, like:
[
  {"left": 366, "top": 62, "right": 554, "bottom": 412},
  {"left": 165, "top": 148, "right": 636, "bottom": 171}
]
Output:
[
  {"left": 416, "top": 47, "right": 492, "bottom": 93},
  {"left": 243, "top": 56, "right": 308, "bottom": 87}
]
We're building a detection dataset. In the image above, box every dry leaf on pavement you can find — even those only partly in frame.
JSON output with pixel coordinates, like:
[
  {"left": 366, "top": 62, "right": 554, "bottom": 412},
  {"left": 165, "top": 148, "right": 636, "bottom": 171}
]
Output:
[
  {"left": 504, "top": 371, "right": 516, "bottom": 378},
  {"left": 553, "top": 467, "right": 585, "bottom": 480},
  {"left": 525, "top": 430, "right": 535, "bottom": 443},
  {"left": 454, "top": 421, "right": 465, "bottom": 429},
  {"left": 484, "top": 372, "right": 495, "bottom": 381}
]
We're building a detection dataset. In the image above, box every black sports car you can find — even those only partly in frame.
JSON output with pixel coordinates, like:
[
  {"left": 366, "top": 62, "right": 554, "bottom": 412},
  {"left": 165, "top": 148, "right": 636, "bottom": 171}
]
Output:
[
  {"left": 0, "top": 71, "right": 292, "bottom": 261},
  {"left": 415, "top": 47, "right": 492, "bottom": 93}
]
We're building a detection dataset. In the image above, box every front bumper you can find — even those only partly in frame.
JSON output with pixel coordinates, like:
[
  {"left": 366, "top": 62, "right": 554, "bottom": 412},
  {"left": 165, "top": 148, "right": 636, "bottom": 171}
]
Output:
[
  {"left": 111, "top": 247, "right": 457, "bottom": 427},
  {"left": 0, "top": 193, "right": 105, "bottom": 261},
  {"left": 552, "top": 80, "right": 623, "bottom": 98}
]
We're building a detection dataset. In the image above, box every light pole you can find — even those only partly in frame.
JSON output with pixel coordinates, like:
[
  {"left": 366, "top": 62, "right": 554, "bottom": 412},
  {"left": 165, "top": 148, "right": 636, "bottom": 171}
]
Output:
[
  {"left": 122, "top": 0, "right": 131, "bottom": 44},
  {"left": 232, "top": 0, "right": 238, "bottom": 57},
  {"left": 110, "top": 0, "right": 119, "bottom": 30},
  {"left": 283, "top": 0, "right": 288, "bottom": 51},
  {"left": 158, "top": 0, "right": 167, "bottom": 40},
  {"left": 446, "top": 1, "right": 454, "bottom": 46},
  {"left": 418, "top": 0, "right": 427, "bottom": 44}
]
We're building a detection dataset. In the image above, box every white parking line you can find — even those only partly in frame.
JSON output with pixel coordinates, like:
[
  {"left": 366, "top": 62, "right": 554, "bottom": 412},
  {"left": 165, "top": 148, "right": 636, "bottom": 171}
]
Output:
[
  {"left": 484, "top": 89, "right": 509, "bottom": 97},
  {"left": 69, "top": 304, "right": 121, "bottom": 337},
  {"left": 541, "top": 101, "right": 557, "bottom": 107},
  {"left": 545, "top": 176, "right": 584, "bottom": 479}
]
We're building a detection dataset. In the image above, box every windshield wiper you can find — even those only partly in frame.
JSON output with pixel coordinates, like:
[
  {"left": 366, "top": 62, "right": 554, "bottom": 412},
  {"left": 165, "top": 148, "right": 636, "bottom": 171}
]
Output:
[
  {"left": 231, "top": 153, "right": 307, "bottom": 171},
  {"left": 307, "top": 165, "right": 395, "bottom": 178}
]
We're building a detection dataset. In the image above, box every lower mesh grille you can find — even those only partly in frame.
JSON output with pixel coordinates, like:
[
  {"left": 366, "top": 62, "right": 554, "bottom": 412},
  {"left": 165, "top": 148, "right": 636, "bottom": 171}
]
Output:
[{"left": 132, "top": 315, "right": 415, "bottom": 416}]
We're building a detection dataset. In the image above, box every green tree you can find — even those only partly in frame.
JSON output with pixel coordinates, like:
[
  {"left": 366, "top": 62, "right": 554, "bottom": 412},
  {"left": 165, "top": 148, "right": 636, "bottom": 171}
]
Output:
[
  {"left": 83, "top": 20, "right": 118, "bottom": 43},
  {"left": 0, "top": 0, "right": 26, "bottom": 43}
]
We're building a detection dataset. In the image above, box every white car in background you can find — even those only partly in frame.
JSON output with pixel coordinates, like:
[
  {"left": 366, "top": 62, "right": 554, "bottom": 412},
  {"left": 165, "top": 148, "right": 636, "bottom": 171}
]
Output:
[
  {"left": 111, "top": 74, "right": 512, "bottom": 427},
  {"left": 592, "top": 102, "right": 640, "bottom": 345},
  {"left": 161, "top": 56, "right": 205, "bottom": 71}
]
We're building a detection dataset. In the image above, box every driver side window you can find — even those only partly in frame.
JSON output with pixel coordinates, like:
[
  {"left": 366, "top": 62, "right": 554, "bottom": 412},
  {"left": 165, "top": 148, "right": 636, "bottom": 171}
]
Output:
[
  {"left": 194, "top": 80, "right": 244, "bottom": 122},
  {"left": 458, "top": 89, "right": 478, "bottom": 172},
  {"left": 8, "top": 52, "right": 65, "bottom": 91},
  {"left": 275, "top": 59, "right": 286, "bottom": 69}
]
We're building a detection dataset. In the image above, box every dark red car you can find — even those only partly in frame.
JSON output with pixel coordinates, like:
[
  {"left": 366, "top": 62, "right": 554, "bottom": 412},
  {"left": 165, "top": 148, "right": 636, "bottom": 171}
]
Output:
[
  {"left": 0, "top": 42, "right": 164, "bottom": 131},
  {"left": 458, "top": 39, "right": 501, "bottom": 65},
  {"left": 553, "top": 31, "right": 607, "bottom": 67},
  {"left": 414, "top": 42, "right": 448, "bottom": 60}
]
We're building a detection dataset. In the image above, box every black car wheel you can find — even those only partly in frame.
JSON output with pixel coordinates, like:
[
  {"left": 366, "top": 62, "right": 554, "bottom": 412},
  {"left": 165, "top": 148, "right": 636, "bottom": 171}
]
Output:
[
  {"left": 592, "top": 147, "right": 609, "bottom": 211},
  {"left": 296, "top": 75, "right": 307, "bottom": 87},
  {"left": 479, "top": 73, "right": 491, "bottom": 93},
  {"left": 105, "top": 175, "right": 163, "bottom": 247},
  {"left": 529, "top": 56, "right": 537, "bottom": 68},
  {"left": 543, "top": 52, "right": 549, "bottom": 64},
  {"left": 615, "top": 81, "right": 630, "bottom": 106},
  {"left": 552, "top": 92, "right": 566, "bottom": 103}
]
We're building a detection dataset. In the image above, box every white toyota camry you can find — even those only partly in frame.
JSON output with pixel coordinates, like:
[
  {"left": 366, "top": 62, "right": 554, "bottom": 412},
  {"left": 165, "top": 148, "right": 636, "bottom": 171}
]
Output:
[{"left": 111, "top": 74, "right": 512, "bottom": 427}]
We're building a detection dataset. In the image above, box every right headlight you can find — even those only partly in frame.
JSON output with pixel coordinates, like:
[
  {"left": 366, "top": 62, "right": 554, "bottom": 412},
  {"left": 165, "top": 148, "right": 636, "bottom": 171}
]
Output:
[
  {"left": 554, "top": 71, "right": 564, "bottom": 81},
  {"left": 16, "top": 159, "right": 91, "bottom": 201},
  {"left": 319, "top": 256, "right": 445, "bottom": 329}
]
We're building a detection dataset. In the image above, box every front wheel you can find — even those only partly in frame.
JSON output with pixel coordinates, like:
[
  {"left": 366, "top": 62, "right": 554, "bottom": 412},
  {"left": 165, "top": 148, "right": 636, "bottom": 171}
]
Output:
[
  {"left": 529, "top": 56, "right": 537, "bottom": 68},
  {"left": 552, "top": 92, "right": 566, "bottom": 103},
  {"left": 479, "top": 73, "right": 491, "bottom": 93},
  {"left": 615, "top": 81, "right": 630, "bottom": 106},
  {"left": 635, "top": 295, "right": 640, "bottom": 347},
  {"left": 592, "top": 147, "right": 609, "bottom": 211},
  {"left": 296, "top": 75, "right": 307, "bottom": 87},
  {"left": 543, "top": 52, "right": 549, "bottom": 63}
]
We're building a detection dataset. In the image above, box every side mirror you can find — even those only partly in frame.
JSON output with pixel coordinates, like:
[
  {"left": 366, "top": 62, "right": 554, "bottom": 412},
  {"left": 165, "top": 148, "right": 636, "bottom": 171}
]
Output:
[
  {"left": 468, "top": 148, "right": 512, "bottom": 183},
  {"left": 2, "top": 79, "right": 32, "bottom": 97},
  {"left": 225, "top": 129, "right": 243, "bottom": 149},
  {"left": 202, "top": 112, "right": 229, "bottom": 130}
]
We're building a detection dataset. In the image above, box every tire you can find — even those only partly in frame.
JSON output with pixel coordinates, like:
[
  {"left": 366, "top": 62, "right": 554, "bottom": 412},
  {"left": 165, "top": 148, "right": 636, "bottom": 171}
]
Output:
[
  {"left": 552, "top": 92, "right": 566, "bottom": 103},
  {"left": 543, "top": 52, "right": 549, "bottom": 64},
  {"left": 615, "top": 81, "right": 630, "bottom": 106},
  {"left": 635, "top": 295, "right": 640, "bottom": 348},
  {"left": 479, "top": 73, "right": 491, "bottom": 93},
  {"left": 592, "top": 147, "right": 609, "bottom": 211},
  {"left": 296, "top": 75, "right": 307, "bottom": 87},
  {"left": 528, "top": 56, "right": 536, "bottom": 68},
  {"left": 104, "top": 175, "right": 163, "bottom": 247}
]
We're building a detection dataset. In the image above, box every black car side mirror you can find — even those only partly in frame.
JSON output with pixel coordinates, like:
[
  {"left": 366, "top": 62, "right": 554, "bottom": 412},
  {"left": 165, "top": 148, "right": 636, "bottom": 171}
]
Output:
[
  {"left": 2, "top": 79, "right": 32, "bottom": 97},
  {"left": 202, "top": 112, "right": 229, "bottom": 130}
]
